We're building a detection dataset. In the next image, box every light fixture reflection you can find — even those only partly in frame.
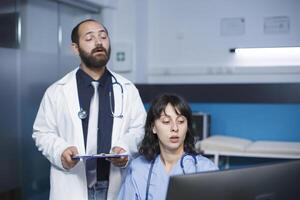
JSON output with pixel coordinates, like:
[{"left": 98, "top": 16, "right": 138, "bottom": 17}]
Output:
[{"left": 230, "top": 47, "right": 300, "bottom": 56}]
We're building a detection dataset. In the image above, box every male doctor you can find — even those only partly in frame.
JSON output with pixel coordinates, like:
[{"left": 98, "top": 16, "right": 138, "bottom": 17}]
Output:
[{"left": 32, "top": 19, "right": 146, "bottom": 200}]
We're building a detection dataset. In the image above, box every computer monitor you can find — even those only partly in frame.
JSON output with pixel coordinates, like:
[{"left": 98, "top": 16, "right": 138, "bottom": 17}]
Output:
[
  {"left": 166, "top": 160, "right": 300, "bottom": 200},
  {"left": 191, "top": 112, "right": 210, "bottom": 142}
]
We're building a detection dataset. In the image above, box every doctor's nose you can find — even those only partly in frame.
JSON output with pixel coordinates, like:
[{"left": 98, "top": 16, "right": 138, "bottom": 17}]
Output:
[{"left": 94, "top": 37, "right": 103, "bottom": 46}]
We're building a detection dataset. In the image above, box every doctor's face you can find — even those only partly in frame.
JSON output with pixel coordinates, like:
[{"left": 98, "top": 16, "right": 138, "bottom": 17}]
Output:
[
  {"left": 75, "top": 21, "right": 111, "bottom": 69},
  {"left": 153, "top": 103, "right": 187, "bottom": 154}
]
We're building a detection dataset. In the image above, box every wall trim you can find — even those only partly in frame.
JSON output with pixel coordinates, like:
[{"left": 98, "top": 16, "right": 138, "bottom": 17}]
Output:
[{"left": 136, "top": 83, "right": 300, "bottom": 103}]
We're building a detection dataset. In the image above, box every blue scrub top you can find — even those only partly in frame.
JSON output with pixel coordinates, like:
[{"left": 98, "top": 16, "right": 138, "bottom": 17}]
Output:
[{"left": 118, "top": 154, "right": 218, "bottom": 200}]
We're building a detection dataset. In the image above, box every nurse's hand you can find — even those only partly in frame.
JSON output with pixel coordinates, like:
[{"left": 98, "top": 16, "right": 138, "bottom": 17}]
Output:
[
  {"left": 61, "top": 146, "right": 79, "bottom": 170},
  {"left": 108, "top": 146, "right": 128, "bottom": 168}
]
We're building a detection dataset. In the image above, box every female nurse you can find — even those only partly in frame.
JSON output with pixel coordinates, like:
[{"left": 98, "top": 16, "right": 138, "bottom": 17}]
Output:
[{"left": 118, "top": 94, "right": 218, "bottom": 200}]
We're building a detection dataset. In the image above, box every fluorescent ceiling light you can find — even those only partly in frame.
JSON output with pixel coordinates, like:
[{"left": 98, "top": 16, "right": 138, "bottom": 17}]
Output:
[{"left": 230, "top": 47, "right": 300, "bottom": 56}]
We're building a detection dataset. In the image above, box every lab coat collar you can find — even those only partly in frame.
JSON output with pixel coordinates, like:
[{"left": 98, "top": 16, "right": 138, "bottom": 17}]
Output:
[{"left": 60, "top": 68, "right": 85, "bottom": 154}]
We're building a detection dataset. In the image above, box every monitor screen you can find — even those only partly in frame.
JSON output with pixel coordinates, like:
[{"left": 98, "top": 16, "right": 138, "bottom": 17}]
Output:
[
  {"left": 166, "top": 160, "right": 300, "bottom": 200},
  {"left": 191, "top": 112, "right": 210, "bottom": 142}
]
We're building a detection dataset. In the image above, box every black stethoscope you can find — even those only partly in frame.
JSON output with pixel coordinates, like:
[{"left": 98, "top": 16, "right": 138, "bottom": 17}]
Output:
[
  {"left": 77, "top": 74, "right": 124, "bottom": 120},
  {"left": 145, "top": 153, "right": 198, "bottom": 200}
]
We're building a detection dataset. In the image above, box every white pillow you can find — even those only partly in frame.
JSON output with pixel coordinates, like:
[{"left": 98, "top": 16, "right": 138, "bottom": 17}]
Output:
[
  {"left": 246, "top": 141, "right": 300, "bottom": 155},
  {"left": 199, "top": 135, "right": 252, "bottom": 152}
]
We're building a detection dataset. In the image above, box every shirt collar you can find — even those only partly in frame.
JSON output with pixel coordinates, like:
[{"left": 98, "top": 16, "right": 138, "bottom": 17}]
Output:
[{"left": 76, "top": 67, "right": 111, "bottom": 87}]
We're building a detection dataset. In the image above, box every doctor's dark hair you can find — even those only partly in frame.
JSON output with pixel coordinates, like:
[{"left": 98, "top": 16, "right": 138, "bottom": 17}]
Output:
[
  {"left": 71, "top": 19, "right": 109, "bottom": 45},
  {"left": 139, "top": 94, "right": 196, "bottom": 161}
]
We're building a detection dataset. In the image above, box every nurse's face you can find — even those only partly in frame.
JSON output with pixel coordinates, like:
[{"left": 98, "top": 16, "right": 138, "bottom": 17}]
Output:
[{"left": 153, "top": 103, "right": 188, "bottom": 154}]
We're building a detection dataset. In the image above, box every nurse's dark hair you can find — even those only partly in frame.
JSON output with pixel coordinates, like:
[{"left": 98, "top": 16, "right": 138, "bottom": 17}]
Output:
[
  {"left": 139, "top": 93, "right": 196, "bottom": 161},
  {"left": 71, "top": 19, "right": 109, "bottom": 45}
]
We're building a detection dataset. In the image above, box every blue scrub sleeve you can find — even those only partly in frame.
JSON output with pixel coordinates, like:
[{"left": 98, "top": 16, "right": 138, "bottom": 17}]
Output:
[{"left": 117, "top": 169, "right": 142, "bottom": 200}]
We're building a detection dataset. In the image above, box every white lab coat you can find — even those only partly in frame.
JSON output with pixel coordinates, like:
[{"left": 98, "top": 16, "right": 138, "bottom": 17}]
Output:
[{"left": 32, "top": 68, "right": 146, "bottom": 200}]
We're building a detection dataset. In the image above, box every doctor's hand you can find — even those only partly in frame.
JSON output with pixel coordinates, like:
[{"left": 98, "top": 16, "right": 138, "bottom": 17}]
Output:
[
  {"left": 108, "top": 146, "right": 128, "bottom": 168},
  {"left": 61, "top": 146, "right": 79, "bottom": 170}
]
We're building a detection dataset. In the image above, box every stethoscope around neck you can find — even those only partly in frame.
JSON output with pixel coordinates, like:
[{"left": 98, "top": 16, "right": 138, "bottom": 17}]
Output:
[
  {"left": 145, "top": 153, "right": 198, "bottom": 200},
  {"left": 77, "top": 74, "right": 124, "bottom": 120}
]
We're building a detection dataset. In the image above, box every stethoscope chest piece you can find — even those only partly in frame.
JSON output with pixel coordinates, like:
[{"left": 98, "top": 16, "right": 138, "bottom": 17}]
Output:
[{"left": 78, "top": 108, "right": 87, "bottom": 120}]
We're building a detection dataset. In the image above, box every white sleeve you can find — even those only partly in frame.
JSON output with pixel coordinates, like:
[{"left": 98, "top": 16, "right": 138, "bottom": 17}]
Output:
[{"left": 32, "top": 87, "right": 69, "bottom": 170}]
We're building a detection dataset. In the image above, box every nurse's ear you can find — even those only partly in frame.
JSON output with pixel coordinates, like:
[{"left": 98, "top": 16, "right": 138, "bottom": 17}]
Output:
[{"left": 152, "top": 125, "right": 157, "bottom": 135}]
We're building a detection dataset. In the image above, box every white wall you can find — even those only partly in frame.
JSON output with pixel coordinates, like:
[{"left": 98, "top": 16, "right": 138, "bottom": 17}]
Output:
[
  {"left": 106, "top": 0, "right": 300, "bottom": 83},
  {"left": 104, "top": 0, "right": 138, "bottom": 81}
]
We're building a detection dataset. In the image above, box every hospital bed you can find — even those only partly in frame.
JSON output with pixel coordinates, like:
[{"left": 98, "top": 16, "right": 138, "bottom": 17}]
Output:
[{"left": 196, "top": 135, "right": 300, "bottom": 167}]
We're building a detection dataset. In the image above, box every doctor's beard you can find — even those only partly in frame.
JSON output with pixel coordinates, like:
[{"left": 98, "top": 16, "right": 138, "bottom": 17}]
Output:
[{"left": 78, "top": 45, "right": 111, "bottom": 69}]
